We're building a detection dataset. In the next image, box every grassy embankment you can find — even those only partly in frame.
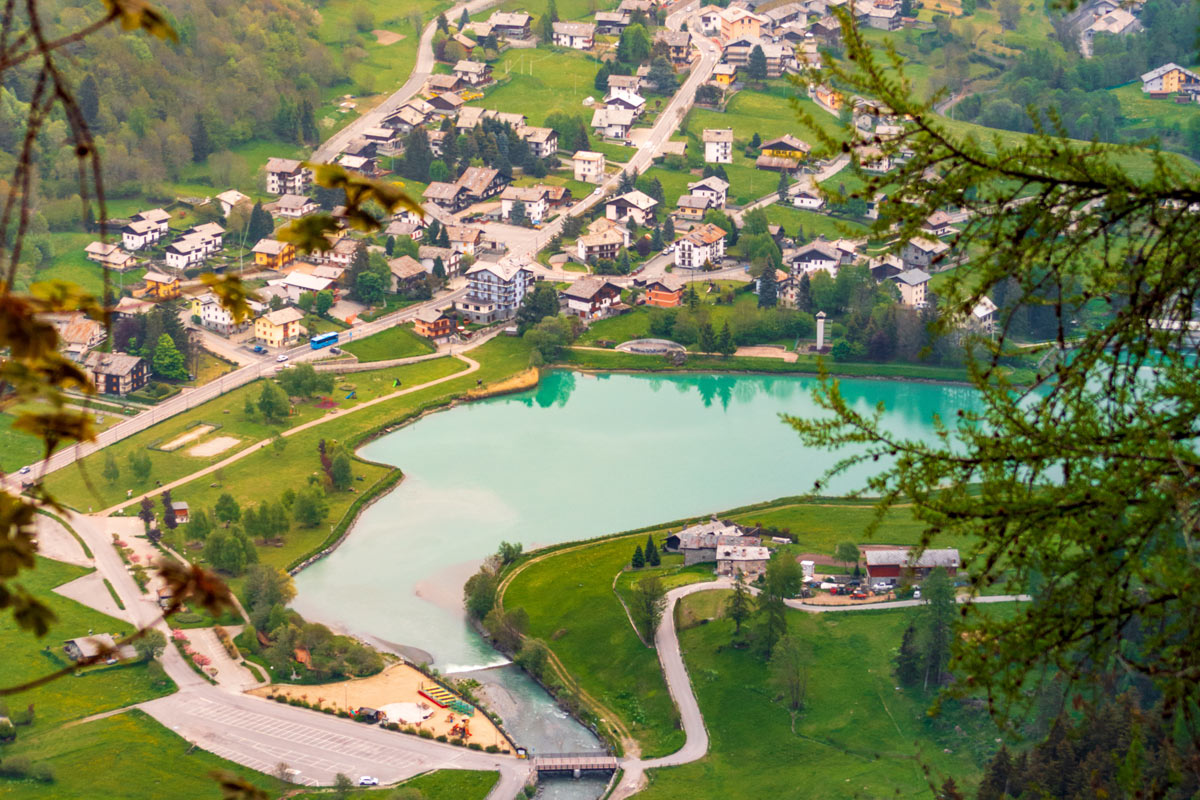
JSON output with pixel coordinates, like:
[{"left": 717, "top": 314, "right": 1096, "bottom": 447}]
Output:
[
  {"left": 341, "top": 324, "right": 436, "bottom": 362},
  {"left": 290, "top": 769, "right": 498, "bottom": 800},
  {"left": 501, "top": 497, "right": 960, "bottom": 758}
]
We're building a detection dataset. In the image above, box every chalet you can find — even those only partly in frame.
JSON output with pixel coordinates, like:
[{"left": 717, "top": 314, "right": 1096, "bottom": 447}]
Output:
[
  {"left": 251, "top": 238, "right": 296, "bottom": 270},
  {"left": 142, "top": 270, "right": 180, "bottom": 299},
  {"left": 254, "top": 307, "right": 305, "bottom": 348},
  {"left": 85, "top": 241, "right": 137, "bottom": 270},
  {"left": 763, "top": 2, "right": 805, "bottom": 27},
  {"left": 561, "top": 277, "right": 623, "bottom": 319},
  {"left": 791, "top": 240, "right": 840, "bottom": 276},
  {"left": 425, "top": 181, "right": 471, "bottom": 213},
  {"left": 383, "top": 102, "right": 431, "bottom": 132},
  {"left": 676, "top": 194, "right": 711, "bottom": 220},
  {"left": 867, "top": 6, "right": 901, "bottom": 30},
  {"left": 757, "top": 134, "right": 810, "bottom": 171},
  {"left": 112, "top": 296, "right": 155, "bottom": 318},
  {"left": 277, "top": 272, "right": 335, "bottom": 304},
  {"left": 1140, "top": 63, "right": 1200, "bottom": 96},
  {"left": 386, "top": 220, "right": 425, "bottom": 241},
  {"left": 659, "top": 30, "right": 692, "bottom": 64},
  {"left": 663, "top": 518, "right": 755, "bottom": 563},
  {"left": 617, "top": 0, "right": 651, "bottom": 11},
  {"left": 319, "top": 236, "right": 360, "bottom": 269},
  {"left": 44, "top": 311, "right": 105, "bottom": 361},
  {"left": 645, "top": 275, "right": 687, "bottom": 307},
  {"left": 388, "top": 255, "right": 427, "bottom": 292},
  {"left": 893, "top": 268, "right": 930, "bottom": 308},
  {"left": 413, "top": 306, "right": 455, "bottom": 340},
  {"left": 606, "top": 190, "right": 659, "bottom": 226},
  {"left": 272, "top": 194, "right": 319, "bottom": 219},
  {"left": 868, "top": 253, "right": 904, "bottom": 281},
  {"left": 426, "top": 73, "right": 463, "bottom": 94},
  {"left": 608, "top": 74, "right": 642, "bottom": 93},
  {"left": 697, "top": 5, "right": 723, "bottom": 34},
  {"left": 121, "top": 219, "right": 161, "bottom": 252},
  {"left": 797, "top": 37, "right": 821, "bottom": 68},
  {"left": 702, "top": 128, "right": 733, "bottom": 164},
  {"left": 171, "top": 502, "right": 189, "bottom": 524},
  {"left": 864, "top": 547, "right": 960, "bottom": 583},
  {"left": 922, "top": 210, "right": 956, "bottom": 238},
  {"left": 573, "top": 150, "right": 606, "bottom": 183},
  {"left": 857, "top": 144, "right": 893, "bottom": 173},
  {"left": 488, "top": 11, "right": 532, "bottom": 38},
  {"left": 591, "top": 106, "right": 635, "bottom": 139},
  {"left": 901, "top": 236, "right": 950, "bottom": 271},
  {"left": 809, "top": 16, "right": 841, "bottom": 46},
  {"left": 419, "top": 245, "right": 461, "bottom": 276},
  {"left": 675, "top": 223, "right": 726, "bottom": 269},
  {"left": 63, "top": 634, "right": 136, "bottom": 664},
  {"left": 456, "top": 261, "right": 534, "bottom": 323},
  {"left": 544, "top": 185, "right": 572, "bottom": 207},
  {"left": 552, "top": 21, "right": 595, "bottom": 49},
  {"left": 84, "top": 351, "right": 148, "bottom": 396},
  {"left": 603, "top": 87, "right": 647, "bottom": 117},
  {"left": 716, "top": 544, "right": 771, "bottom": 579},
  {"left": 521, "top": 126, "right": 559, "bottom": 158},
  {"left": 427, "top": 91, "right": 465, "bottom": 116},
  {"left": 453, "top": 32, "right": 477, "bottom": 53},
  {"left": 792, "top": 188, "right": 824, "bottom": 210},
  {"left": 265, "top": 158, "right": 311, "bottom": 196},
  {"left": 453, "top": 60, "right": 493, "bottom": 86},
  {"left": 500, "top": 185, "right": 551, "bottom": 224},
  {"left": 810, "top": 82, "right": 844, "bottom": 112},
  {"left": 969, "top": 296, "right": 997, "bottom": 334},
  {"left": 428, "top": 130, "right": 450, "bottom": 158},
  {"left": 1084, "top": 8, "right": 1140, "bottom": 44},
  {"left": 576, "top": 229, "right": 626, "bottom": 262},
  {"left": 711, "top": 63, "right": 737, "bottom": 87},
  {"left": 595, "top": 10, "right": 632, "bottom": 34},
  {"left": 724, "top": 38, "right": 794, "bottom": 78},
  {"left": 447, "top": 225, "right": 483, "bottom": 256},
  {"left": 215, "top": 189, "right": 249, "bottom": 216},
  {"left": 687, "top": 176, "right": 729, "bottom": 208},
  {"left": 191, "top": 292, "right": 265, "bottom": 335},
  {"left": 457, "top": 166, "right": 508, "bottom": 203},
  {"left": 338, "top": 153, "right": 376, "bottom": 175}
]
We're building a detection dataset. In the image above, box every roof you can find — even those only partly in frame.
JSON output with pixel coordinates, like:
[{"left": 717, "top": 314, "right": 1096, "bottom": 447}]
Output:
[
  {"left": 609, "top": 190, "right": 658, "bottom": 211},
  {"left": 702, "top": 127, "right": 733, "bottom": 143},
  {"left": 973, "top": 297, "right": 997, "bottom": 318},
  {"left": 415, "top": 306, "right": 450, "bottom": 323},
  {"left": 266, "top": 157, "right": 304, "bottom": 174},
  {"left": 447, "top": 225, "right": 481, "bottom": 242},
  {"left": 578, "top": 229, "right": 626, "bottom": 248},
  {"left": 135, "top": 208, "right": 171, "bottom": 224},
  {"left": 262, "top": 307, "right": 305, "bottom": 326},
  {"left": 500, "top": 185, "right": 550, "bottom": 202},
  {"left": 142, "top": 270, "right": 176, "bottom": 284},
  {"left": 677, "top": 194, "right": 712, "bottom": 210},
  {"left": 756, "top": 154, "right": 800, "bottom": 170},
  {"left": 608, "top": 75, "right": 641, "bottom": 89},
  {"left": 172, "top": 501, "right": 189, "bottom": 511},
  {"left": 456, "top": 166, "right": 500, "bottom": 196},
  {"left": 123, "top": 219, "right": 158, "bottom": 235},
  {"left": 65, "top": 633, "right": 118, "bottom": 658},
  {"left": 521, "top": 126, "right": 556, "bottom": 144},
  {"left": 424, "top": 181, "right": 465, "bottom": 200},
  {"left": 339, "top": 154, "right": 369, "bottom": 169},
  {"left": 561, "top": 277, "right": 620, "bottom": 301},
  {"left": 895, "top": 268, "right": 931, "bottom": 286},
  {"left": 428, "top": 74, "right": 461, "bottom": 91},
  {"left": 688, "top": 176, "right": 730, "bottom": 194},
  {"left": 553, "top": 21, "right": 595, "bottom": 36},
  {"left": 489, "top": 11, "right": 531, "bottom": 26},
  {"left": 591, "top": 107, "right": 635, "bottom": 128},
  {"left": 216, "top": 189, "right": 249, "bottom": 207},
  {"left": 717, "top": 545, "right": 771, "bottom": 562},
  {"left": 389, "top": 255, "right": 426, "bottom": 280},
  {"left": 276, "top": 194, "right": 316, "bottom": 210},
  {"left": 671, "top": 518, "right": 748, "bottom": 546},
  {"left": 595, "top": 10, "right": 632, "bottom": 22},
  {"left": 282, "top": 272, "right": 333, "bottom": 291},
  {"left": 1141, "top": 62, "right": 1200, "bottom": 83},
  {"left": 85, "top": 241, "right": 122, "bottom": 257},
  {"left": 794, "top": 240, "right": 838, "bottom": 261},
  {"left": 251, "top": 238, "right": 289, "bottom": 256},
  {"left": 647, "top": 275, "right": 688, "bottom": 292},
  {"left": 573, "top": 150, "right": 605, "bottom": 162},
  {"left": 85, "top": 351, "right": 144, "bottom": 377},
  {"left": 712, "top": 63, "right": 737, "bottom": 76},
  {"left": 429, "top": 91, "right": 465, "bottom": 109},
  {"left": 113, "top": 296, "right": 154, "bottom": 315},
  {"left": 761, "top": 134, "right": 811, "bottom": 153},
  {"left": 1088, "top": 7, "right": 1137, "bottom": 33},
  {"left": 604, "top": 88, "right": 646, "bottom": 108},
  {"left": 907, "top": 236, "right": 950, "bottom": 254},
  {"left": 454, "top": 60, "right": 490, "bottom": 74},
  {"left": 419, "top": 245, "right": 456, "bottom": 260},
  {"left": 466, "top": 261, "right": 531, "bottom": 282},
  {"left": 864, "top": 547, "right": 960, "bottom": 569},
  {"left": 685, "top": 223, "right": 726, "bottom": 245},
  {"left": 659, "top": 30, "right": 691, "bottom": 46}
]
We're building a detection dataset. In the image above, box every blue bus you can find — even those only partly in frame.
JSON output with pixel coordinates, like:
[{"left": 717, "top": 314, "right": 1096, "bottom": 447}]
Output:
[{"left": 310, "top": 331, "right": 339, "bottom": 350}]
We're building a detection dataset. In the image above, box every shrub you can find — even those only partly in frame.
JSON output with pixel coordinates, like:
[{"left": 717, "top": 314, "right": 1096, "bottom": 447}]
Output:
[
  {"left": 0, "top": 756, "right": 32, "bottom": 778},
  {"left": 451, "top": 737, "right": 466, "bottom": 747},
  {"left": 31, "top": 763, "right": 54, "bottom": 783},
  {"left": 468, "top": 742, "right": 482, "bottom": 750},
  {"left": 418, "top": 729, "right": 434, "bottom": 739},
  {"left": 337, "top": 710, "right": 351, "bottom": 718},
  {"left": 486, "top": 744, "right": 500, "bottom": 753},
  {"left": 273, "top": 695, "right": 287, "bottom": 703},
  {"left": 435, "top": 734, "right": 448, "bottom": 742}
]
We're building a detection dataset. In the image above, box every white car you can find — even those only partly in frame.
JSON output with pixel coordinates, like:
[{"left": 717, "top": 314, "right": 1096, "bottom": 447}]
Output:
[
  {"left": 592, "top": 187, "right": 603, "bottom": 195},
  {"left": 18, "top": 466, "right": 31, "bottom": 475},
  {"left": 276, "top": 354, "right": 289, "bottom": 363},
  {"left": 358, "top": 776, "right": 379, "bottom": 786},
  {"left": 912, "top": 589, "right": 922, "bottom": 600}
]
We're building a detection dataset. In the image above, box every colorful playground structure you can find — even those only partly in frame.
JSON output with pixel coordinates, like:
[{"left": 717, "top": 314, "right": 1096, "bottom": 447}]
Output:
[{"left": 419, "top": 683, "right": 476, "bottom": 717}]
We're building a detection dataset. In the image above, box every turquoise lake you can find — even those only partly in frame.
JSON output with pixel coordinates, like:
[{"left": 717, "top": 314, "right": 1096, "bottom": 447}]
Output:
[{"left": 291, "top": 369, "right": 978, "bottom": 758}]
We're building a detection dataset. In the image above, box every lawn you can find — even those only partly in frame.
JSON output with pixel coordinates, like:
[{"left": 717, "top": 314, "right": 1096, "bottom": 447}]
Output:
[
  {"left": 469, "top": 46, "right": 603, "bottom": 127},
  {"left": 0, "top": 558, "right": 176, "bottom": 733},
  {"left": 290, "top": 769, "right": 498, "bottom": 799},
  {"left": 763, "top": 204, "right": 870, "bottom": 241},
  {"left": 1111, "top": 79, "right": 1200, "bottom": 137},
  {"left": 0, "top": 709, "right": 286, "bottom": 800},
  {"left": 342, "top": 324, "right": 436, "bottom": 362},
  {"left": 589, "top": 139, "right": 637, "bottom": 164},
  {"left": 44, "top": 357, "right": 469, "bottom": 513},
  {"left": 0, "top": 412, "right": 51, "bottom": 473},
  {"left": 635, "top": 600, "right": 993, "bottom": 798},
  {"left": 512, "top": 171, "right": 592, "bottom": 202}
]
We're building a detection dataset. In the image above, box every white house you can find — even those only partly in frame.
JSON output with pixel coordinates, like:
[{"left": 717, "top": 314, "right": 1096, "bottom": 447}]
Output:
[
  {"left": 121, "top": 208, "right": 171, "bottom": 251},
  {"left": 164, "top": 222, "right": 224, "bottom": 269},
  {"left": 702, "top": 128, "right": 733, "bottom": 164},
  {"left": 499, "top": 185, "right": 550, "bottom": 224},
  {"left": 273, "top": 194, "right": 320, "bottom": 219},
  {"left": 215, "top": 190, "right": 249, "bottom": 216},
  {"left": 675, "top": 223, "right": 727, "bottom": 269},
  {"left": 84, "top": 241, "right": 137, "bottom": 270},
  {"left": 521, "top": 126, "right": 559, "bottom": 159},
  {"left": 792, "top": 188, "right": 824, "bottom": 210},
  {"left": 276, "top": 272, "right": 334, "bottom": 304},
  {"left": 265, "top": 158, "right": 311, "bottom": 196},
  {"left": 1140, "top": 63, "right": 1200, "bottom": 94},
  {"left": 591, "top": 106, "right": 635, "bottom": 139},
  {"left": 552, "top": 21, "right": 595, "bottom": 49},
  {"left": 791, "top": 240, "right": 840, "bottom": 276},
  {"left": 687, "top": 176, "right": 729, "bottom": 208},
  {"left": 605, "top": 190, "right": 659, "bottom": 227},
  {"left": 573, "top": 150, "right": 606, "bottom": 183},
  {"left": 560, "top": 277, "right": 622, "bottom": 319},
  {"left": 192, "top": 292, "right": 265, "bottom": 334},
  {"left": 603, "top": 88, "right": 647, "bottom": 118},
  {"left": 456, "top": 261, "right": 534, "bottom": 323}
]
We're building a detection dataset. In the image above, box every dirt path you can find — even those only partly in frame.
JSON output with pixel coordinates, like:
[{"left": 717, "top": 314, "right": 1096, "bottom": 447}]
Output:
[{"left": 102, "top": 353, "right": 480, "bottom": 516}]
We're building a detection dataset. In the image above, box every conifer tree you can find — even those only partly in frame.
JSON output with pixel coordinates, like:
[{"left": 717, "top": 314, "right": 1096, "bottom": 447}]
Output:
[
  {"left": 726, "top": 572, "right": 753, "bottom": 635},
  {"left": 663, "top": 216, "right": 675, "bottom": 241},
  {"left": 459, "top": 7, "right": 470, "bottom": 29},
  {"left": 78, "top": 74, "right": 100, "bottom": 126},
  {"left": 894, "top": 620, "right": 923, "bottom": 687},
  {"left": 698, "top": 322, "right": 717, "bottom": 352},
  {"left": 796, "top": 272, "right": 812, "bottom": 313},
  {"left": 247, "top": 201, "right": 274, "bottom": 245},
  {"left": 191, "top": 116, "right": 211, "bottom": 163},
  {"left": 758, "top": 264, "right": 778, "bottom": 308},
  {"left": 632, "top": 545, "right": 644, "bottom": 568},
  {"left": 645, "top": 535, "right": 659, "bottom": 566},
  {"left": 717, "top": 322, "right": 736, "bottom": 356},
  {"left": 777, "top": 170, "right": 789, "bottom": 201}
]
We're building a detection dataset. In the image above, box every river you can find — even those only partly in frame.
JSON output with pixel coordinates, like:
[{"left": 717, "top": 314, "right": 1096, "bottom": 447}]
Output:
[{"left": 291, "top": 370, "right": 977, "bottom": 793}]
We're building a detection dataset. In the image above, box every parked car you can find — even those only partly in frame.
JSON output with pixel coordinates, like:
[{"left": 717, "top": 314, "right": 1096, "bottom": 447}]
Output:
[
  {"left": 276, "top": 354, "right": 289, "bottom": 362},
  {"left": 871, "top": 582, "right": 891, "bottom": 592},
  {"left": 18, "top": 466, "right": 31, "bottom": 475},
  {"left": 329, "top": 347, "right": 341, "bottom": 355},
  {"left": 252, "top": 345, "right": 266, "bottom": 354},
  {"left": 358, "top": 776, "right": 379, "bottom": 787},
  {"left": 850, "top": 590, "right": 869, "bottom": 599},
  {"left": 912, "top": 589, "right": 922, "bottom": 600}
]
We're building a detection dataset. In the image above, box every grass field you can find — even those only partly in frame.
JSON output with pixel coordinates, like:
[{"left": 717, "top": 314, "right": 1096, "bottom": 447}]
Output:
[
  {"left": 635, "top": 600, "right": 990, "bottom": 798},
  {"left": 763, "top": 204, "right": 870, "bottom": 241},
  {"left": 1111, "top": 80, "right": 1200, "bottom": 136},
  {"left": 0, "top": 709, "right": 286, "bottom": 800},
  {"left": 290, "top": 769, "right": 499, "bottom": 799},
  {"left": 0, "top": 412, "right": 51, "bottom": 473},
  {"left": 342, "top": 324, "right": 436, "bottom": 362},
  {"left": 0, "top": 558, "right": 175, "bottom": 734},
  {"left": 470, "top": 46, "right": 603, "bottom": 127},
  {"left": 43, "top": 357, "right": 469, "bottom": 513}
]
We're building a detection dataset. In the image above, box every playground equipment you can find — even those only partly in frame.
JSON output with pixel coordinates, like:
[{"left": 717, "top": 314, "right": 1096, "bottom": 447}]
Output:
[
  {"left": 345, "top": 390, "right": 356, "bottom": 399},
  {"left": 449, "top": 718, "right": 471, "bottom": 738},
  {"left": 419, "top": 684, "right": 476, "bottom": 717},
  {"left": 392, "top": 378, "right": 401, "bottom": 387}
]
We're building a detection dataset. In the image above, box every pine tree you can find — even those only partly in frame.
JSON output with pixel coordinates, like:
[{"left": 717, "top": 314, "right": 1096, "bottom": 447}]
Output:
[
  {"left": 631, "top": 545, "right": 645, "bottom": 568},
  {"left": 547, "top": 0, "right": 559, "bottom": 22},
  {"left": 299, "top": 99, "right": 319, "bottom": 145},
  {"left": 103, "top": 451, "right": 120, "bottom": 484},
  {"left": 645, "top": 535, "right": 660, "bottom": 566},
  {"left": 437, "top": 12, "right": 449, "bottom": 32},
  {"left": 433, "top": 257, "right": 446, "bottom": 280},
  {"left": 663, "top": 216, "right": 675, "bottom": 241},
  {"left": 977, "top": 744, "right": 1014, "bottom": 800},
  {"left": 777, "top": 170, "right": 789, "bottom": 201},
  {"left": 248, "top": 201, "right": 274, "bottom": 245},
  {"left": 594, "top": 62, "right": 610, "bottom": 92},
  {"left": 698, "top": 322, "right": 717, "bottom": 352},
  {"left": 894, "top": 620, "right": 923, "bottom": 687},
  {"left": 618, "top": 247, "right": 631, "bottom": 275},
  {"left": 758, "top": 264, "right": 778, "bottom": 308},
  {"left": 796, "top": 272, "right": 812, "bottom": 313},
  {"left": 436, "top": 225, "right": 450, "bottom": 248},
  {"left": 717, "top": 322, "right": 736, "bottom": 356},
  {"left": 511, "top": 199, "right": 527, "bottom": 226},
  {"left": 385, "top": 235, "right": 395, "bottom": 255},
  {"left": 651, "top": 226, "right": 663, "bottom": 250},
  {"left": 459, "top": 7, "right": 470, "bottom": 29},
  {"left": 78, "top": 74, "right": 101, "bottom": 126},
  {"left": 726, "top": 572, "right": 753, "bottom": 635},
  {"left": 191, "top": 116, "right": 212, "bottom": 164},
  {"left": 152, "top": 333, "right": 188, "bottom": 380},
  {"left": 937, "top": 777, "right": 965, "bottom": 800}
]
